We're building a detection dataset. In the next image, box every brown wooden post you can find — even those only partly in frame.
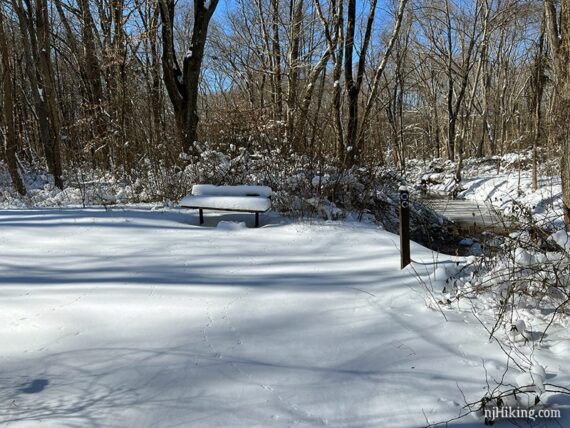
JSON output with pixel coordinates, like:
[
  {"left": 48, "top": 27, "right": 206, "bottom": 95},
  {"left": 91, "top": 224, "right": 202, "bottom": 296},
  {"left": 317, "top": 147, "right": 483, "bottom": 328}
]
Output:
[
  {"left": 199, "top": 209, "right": 204, "bottom": 225},
  {"left": 399, "top": 185, "right": 411, "bottom": 269},
  {"left": 255, "top": 212, "right": 259, "bottom": 228}
]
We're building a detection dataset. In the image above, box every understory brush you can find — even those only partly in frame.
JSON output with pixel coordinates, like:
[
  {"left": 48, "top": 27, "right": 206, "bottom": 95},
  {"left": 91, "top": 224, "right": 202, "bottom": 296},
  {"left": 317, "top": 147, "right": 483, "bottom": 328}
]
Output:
[
  {"left": 0, "top": 143, "right": 450, "bottom": 246},
  {"left": 421, "top": 214, "right": 570, "bottom": 426}
]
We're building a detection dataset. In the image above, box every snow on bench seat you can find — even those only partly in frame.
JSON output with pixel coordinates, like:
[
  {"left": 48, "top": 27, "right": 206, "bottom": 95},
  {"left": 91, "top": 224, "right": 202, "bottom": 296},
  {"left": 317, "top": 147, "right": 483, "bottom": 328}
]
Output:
[{"left": 180, "top": 195, "right": 271, "bottom": 212}]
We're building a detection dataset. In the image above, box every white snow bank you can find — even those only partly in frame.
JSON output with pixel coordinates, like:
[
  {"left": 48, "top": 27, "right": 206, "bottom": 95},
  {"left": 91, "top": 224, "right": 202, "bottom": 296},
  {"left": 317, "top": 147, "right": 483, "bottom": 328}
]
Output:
[{"left": 216, "top": 220, "right": 247, "bottom": 231}]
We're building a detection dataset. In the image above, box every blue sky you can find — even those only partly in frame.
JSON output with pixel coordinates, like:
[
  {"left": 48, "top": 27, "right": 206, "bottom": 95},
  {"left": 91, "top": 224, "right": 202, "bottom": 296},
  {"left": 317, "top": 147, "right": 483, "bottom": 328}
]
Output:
[{"left": 211, "top": 0, "right": 395, "bottom": 36}]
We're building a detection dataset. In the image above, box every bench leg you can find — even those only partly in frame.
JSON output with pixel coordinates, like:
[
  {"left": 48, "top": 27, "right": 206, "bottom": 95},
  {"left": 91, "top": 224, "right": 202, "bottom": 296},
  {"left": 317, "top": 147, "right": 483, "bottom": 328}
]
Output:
[
  {"left": 199, "top": 209, "right": 204, "bottom": 225},
  {"left": 255, "top": 212, "right": 259, "bottom": 228}
]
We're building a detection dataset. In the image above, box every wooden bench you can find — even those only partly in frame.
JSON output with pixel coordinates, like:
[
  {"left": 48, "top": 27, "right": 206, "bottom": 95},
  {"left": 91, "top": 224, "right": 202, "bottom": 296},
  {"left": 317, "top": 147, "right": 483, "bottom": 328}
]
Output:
[{"left": 180, "top": 185, "right": 272, "bottom": 228}]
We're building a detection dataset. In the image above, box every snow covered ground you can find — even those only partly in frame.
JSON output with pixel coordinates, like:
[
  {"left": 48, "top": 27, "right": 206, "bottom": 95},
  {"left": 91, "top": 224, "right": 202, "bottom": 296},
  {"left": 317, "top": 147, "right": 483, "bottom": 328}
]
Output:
[{"left": 0, "top": 208, "right": 568, "bottom": 427}]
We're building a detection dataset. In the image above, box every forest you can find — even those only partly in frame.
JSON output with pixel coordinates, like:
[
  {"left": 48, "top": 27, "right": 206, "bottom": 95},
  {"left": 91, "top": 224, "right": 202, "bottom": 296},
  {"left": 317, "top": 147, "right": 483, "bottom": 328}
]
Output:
[{"left": 0, "top": 0, "right": 568, "bottom": 227}]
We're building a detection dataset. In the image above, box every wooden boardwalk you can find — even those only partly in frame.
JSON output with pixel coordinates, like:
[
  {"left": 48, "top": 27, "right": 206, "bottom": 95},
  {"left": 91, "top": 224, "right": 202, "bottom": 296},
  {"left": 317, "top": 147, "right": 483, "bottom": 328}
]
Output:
[{"left": 423, "top": 198, "right": 504, "bottom": 232}]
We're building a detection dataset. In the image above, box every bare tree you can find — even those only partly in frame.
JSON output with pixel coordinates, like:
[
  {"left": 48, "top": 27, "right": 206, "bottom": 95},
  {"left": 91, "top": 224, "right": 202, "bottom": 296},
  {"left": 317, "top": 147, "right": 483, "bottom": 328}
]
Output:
[
  {"left": 545, "top": 0, "right": 570, "bottom": 229},
  {"left": 286, "top": 0, "right": 304, "bottom": 140},
  {"left": 357, "top": 0, "right": 409, "bottom": 161},
  {"left": 313, "top": 0, "right": 408, "bottom": 166},
  {"left": 158, "top": 0, "right": 219, "bottom": 155},
  {"left": 271, "top": 0, "right": 284, "bottom": 120},
  {"left": 0, "top": 0, "right": 559, "bottom": 201},
  {"left": 0, "top": 6, "right": 26, "bottom": 194},
  {"left": 444, "top": 0, "right": 480, "bottom": 162},
  {"left": 12, "top": 0, "right": 63, "bottom": 188},
  {"left": 530, "top": 18, "right": 546, "bottom": 192},
  {"left": 313, "top": 0, "right": 344, "bottom": 158}
]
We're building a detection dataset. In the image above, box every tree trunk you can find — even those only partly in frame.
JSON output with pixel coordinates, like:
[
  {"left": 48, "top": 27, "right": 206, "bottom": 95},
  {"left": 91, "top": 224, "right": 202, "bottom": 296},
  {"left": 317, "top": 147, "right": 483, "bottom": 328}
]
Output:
[
  {"left": 531, "top": 24, "right": 545, "bottom": 192},
  {"left": 13, "top": 0, "right": 63, "bottom": 189},
  {"left": 343, "top": 0, "right": 378, "bottom": 166},
  {"left": 78, "top": 0, "right": 104, "bottom": 105},
  {"left": 159, "top": 0, "right": 219, "bottom": 155},
  {"left": 357, "top": 0, "right": 408, "bottom": 156},
  {"left": 271, "top": 0, "right": 283, "bottom": 120},
  {"left": 286, "top": 0, "right": 304, "bottom": 145},
  {"left": 343, "top": 0, "right": 357, "bottom": 165},
  {"left": 0, "top": 8, "right": 26, "bottom": 195},
  {"left": 312, "top": 0, "right": 344, "bottom": 159},
  {"left": 545, "top": 0, "right": 570, "bottom": 229},
  {"left": 331, "top": 0, "right": 344, "bottom": 160},
  {"left": 36, "top": 0, "right": 63, "bottom": 188}
]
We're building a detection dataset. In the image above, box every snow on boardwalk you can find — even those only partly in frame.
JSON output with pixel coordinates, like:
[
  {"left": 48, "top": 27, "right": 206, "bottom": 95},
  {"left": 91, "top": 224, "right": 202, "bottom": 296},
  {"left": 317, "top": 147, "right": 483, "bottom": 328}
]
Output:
[
  {"left": 0, "top": 208, "right": 542, "bottom": 427},
  {"left": 424, "top": 198, "right": 502, "bottom": 230}
]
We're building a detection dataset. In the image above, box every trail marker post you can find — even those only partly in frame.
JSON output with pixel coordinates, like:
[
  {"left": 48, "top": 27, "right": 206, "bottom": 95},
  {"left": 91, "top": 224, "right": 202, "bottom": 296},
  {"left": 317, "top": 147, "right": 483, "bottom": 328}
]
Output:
[{"left": 399, "top": 185, "right": 411, "bottom": 269}]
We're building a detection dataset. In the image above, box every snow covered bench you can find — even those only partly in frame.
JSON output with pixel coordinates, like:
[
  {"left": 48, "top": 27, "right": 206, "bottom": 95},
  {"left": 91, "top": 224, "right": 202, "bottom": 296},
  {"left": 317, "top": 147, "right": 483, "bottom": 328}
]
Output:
[{"left": 180, "top": 185, "right": 272, "bottom": 228}]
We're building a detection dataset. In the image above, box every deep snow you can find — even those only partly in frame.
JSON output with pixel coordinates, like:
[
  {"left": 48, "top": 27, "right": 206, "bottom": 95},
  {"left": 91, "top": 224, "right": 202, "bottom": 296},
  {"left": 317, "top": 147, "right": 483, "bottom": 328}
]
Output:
[{"left": 0, "top": 208, "right": 568, "bottom": 427}]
